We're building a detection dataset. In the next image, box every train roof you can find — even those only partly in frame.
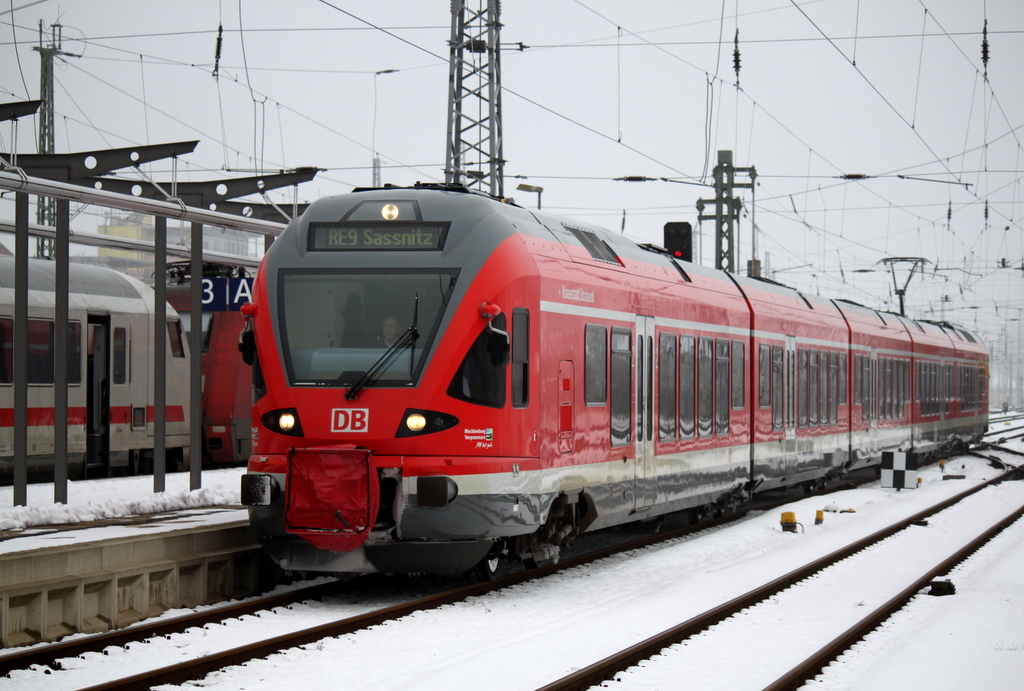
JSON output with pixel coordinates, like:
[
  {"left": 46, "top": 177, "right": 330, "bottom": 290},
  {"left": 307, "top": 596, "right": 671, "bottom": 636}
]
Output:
[{"left": 0, "top": 257, "right": 148, "bottom": 299}]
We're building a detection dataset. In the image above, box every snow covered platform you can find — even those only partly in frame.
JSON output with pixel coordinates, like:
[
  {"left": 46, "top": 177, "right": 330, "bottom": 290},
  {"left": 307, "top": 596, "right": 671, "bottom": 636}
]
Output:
[{"left": 0, "top": 469, "right": 267, "bottom": 649}]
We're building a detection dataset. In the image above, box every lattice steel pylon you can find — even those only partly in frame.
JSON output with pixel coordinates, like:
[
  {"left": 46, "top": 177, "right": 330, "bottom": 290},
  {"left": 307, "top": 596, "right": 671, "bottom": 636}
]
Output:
[
  {"left": 444, "top": 0, "right": 504, "bottom": 197},
  {"left": 33, "top": 21, "right": 78, "bottom": 257}
]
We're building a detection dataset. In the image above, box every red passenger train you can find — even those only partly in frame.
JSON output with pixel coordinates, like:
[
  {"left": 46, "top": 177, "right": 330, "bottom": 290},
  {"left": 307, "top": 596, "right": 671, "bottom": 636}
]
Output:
[{"left": 240, "top": 184, "right": 988, "bottom": 576}]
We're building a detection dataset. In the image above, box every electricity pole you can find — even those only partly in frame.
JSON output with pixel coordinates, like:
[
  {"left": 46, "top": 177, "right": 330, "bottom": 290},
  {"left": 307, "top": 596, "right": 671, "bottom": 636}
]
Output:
[
  {"left": 696, "top": 150, "right": 756, "bottom": 274},
  {"left": 33, "top": 21, "right": 79, "bottom": 257},
  {"left": 444, "top": 0, "right": 504, "bottom": 197}
]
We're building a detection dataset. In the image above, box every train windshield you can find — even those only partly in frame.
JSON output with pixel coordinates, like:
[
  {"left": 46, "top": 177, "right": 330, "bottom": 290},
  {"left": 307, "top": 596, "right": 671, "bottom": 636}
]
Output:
[{"left": 279, "top": 269, "right": 458, "bottom": 387}]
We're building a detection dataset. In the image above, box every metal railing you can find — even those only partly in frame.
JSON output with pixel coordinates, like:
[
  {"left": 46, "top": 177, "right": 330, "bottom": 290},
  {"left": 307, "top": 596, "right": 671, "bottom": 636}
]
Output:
[{"left": 0, "top": 169, "right": 285, "bottom": 505}]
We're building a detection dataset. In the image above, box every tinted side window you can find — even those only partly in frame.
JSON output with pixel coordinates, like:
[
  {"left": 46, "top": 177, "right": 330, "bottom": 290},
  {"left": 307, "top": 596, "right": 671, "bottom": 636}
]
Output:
[
  {"left": 715, "top": 338, "right": 730, "bottom": 436},
  {"left": 680, "top": 335, "right": 695, "bottom": 439},
  {"left": 113, "top": 327, "right": 128, "bottom": 385},
  {"left": 585, "top": 325, "right": 607, "bottom": 405},
  {"left": 0, "top": 317, "right": 12, "bottom": 384},
  {"left": 658, "top": 333, "right": 676, "bottom": 441},
  {"left": 758, "top": 344, "right": 770, "bottom": 409},
  {"left": 28, "top": 320, "right": 55, "bottom": 384},
  {"left": 446, "top": 315, "right": 507, "bottom": 408},
  {"left": 698, "top": 337, "right": 713, "bottom": 437},
  {"left": 731, "top": 340, "right": 745, "bottom": 409},
  {"left": 511, "top": 308, "right": 529, "bottom": 408},
  {"left": 610, "top": 328, "right": 632, "bottom": 446},
  {"left": 167, "top": 321, "right": 186, "bottom": 358}
]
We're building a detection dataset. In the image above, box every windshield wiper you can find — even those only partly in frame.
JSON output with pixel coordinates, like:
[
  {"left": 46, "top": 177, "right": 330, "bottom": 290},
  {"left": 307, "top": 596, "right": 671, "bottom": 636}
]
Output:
[{"left": 344, "top": 294, "right": 420, "bottom": 400}]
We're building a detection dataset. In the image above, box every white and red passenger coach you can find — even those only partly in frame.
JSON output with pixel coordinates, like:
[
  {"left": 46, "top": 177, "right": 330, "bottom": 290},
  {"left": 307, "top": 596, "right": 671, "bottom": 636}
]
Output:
[
  {"left": 240, "top": 184, "right": 988, "bottom": 576},
  {"left": 1, "top": 258, "right": 192, "bottom": 481}
]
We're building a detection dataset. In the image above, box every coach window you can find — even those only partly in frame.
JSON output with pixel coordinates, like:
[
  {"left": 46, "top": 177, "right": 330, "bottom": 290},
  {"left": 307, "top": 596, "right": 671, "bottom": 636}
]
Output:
[
  {"left": 698, "top": 337, "right": 713, "bottom": 437},
  {"left": 715, "top": 338, "right": 730, "bottom": 436},
  {"left": 680, "top": 335, "right": 696, "bottom": 439},
  {"left": 829, "top": 351, "right": 838, "bottom": 424},
  {"left": 0, "top": 317, "right": 12, "bottom": 384},
  {"left": 798, "top": 348, "right": 808, "bottom": 428},
  {"left": 772, "top": 345, "right": 784, "bottom": 430},
  {"left": 658, "top": 333, "right": 677, "bottom": 441},
  {"left": 945, "top": 364, "right": 953, "bottom": 415},
  {"left": 167, "top": 321, "right": 186, "bottom": 358},
  {"left": 758, "top": 344, "right": 771, "bottom": 409},
  {"left": 610, "top": 327, "right": 632, "bottom": 446},
  {"left": 113, "top": 327, "right": 128, "bottom": 386},
  {"left": 585, "top": 325, "right": 607, "bottom": 405},
  {"left": 818, "top": 350, "right": 828, "bottom": 426},
  {"left": 26, "top": 319, "right": 54, "bottom": 384},
  {"left": 511, "top": 308, "right": 529, "bottom": 408},
  {"left": 67, "top": 322, "right": 82, "bottom": 385},
  {"left": 853, "top": 354, "right": 861, "bottom": 405},
  {"left": 862, "top": 356, "right": 872, "bottom": 422},
  {"left": 838, "top": 352, "right": 846, "bottom": 406},
  {"left": 731, "top": 340, "right": 745, "bottom": 410},
  {"left": 808, "top": 349, "right": 818, "bottom": 427}
]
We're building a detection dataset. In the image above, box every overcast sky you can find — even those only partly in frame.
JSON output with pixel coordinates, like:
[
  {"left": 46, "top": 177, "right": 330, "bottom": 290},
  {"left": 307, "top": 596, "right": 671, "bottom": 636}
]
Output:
[{"left": 2, "top": 0, "right": 1023, "bottom": 344}]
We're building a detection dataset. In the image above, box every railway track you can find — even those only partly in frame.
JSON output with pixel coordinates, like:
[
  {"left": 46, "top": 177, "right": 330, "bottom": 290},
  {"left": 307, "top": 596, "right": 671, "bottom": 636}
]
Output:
[
  {"left": 0, "top": 472, "right": 876, "bottom": 690},
  {"left": 1, "top": 453, "right": 1012, "bottom": 690},
  {"left": 537, "top": 463, "right": 1024, "bottom": 691}
]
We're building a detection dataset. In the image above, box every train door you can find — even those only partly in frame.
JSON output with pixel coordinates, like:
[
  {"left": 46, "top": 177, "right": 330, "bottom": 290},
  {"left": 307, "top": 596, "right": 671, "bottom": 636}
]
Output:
[
  {"left": 634, "top": 315, "right": 655, "bottom": 509},
  {"left": 785, "top": 336, "right": 796, "bottom": 442},
  {"left": 86, "top": 315, "right": 110, "bottom": 476}
]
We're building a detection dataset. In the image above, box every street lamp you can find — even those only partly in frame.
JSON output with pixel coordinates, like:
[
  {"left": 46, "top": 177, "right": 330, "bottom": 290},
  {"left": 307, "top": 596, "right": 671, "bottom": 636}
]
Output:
[
  {"left": 372, "top": 69, "right": 399, "bottom": 187},
  {"left": 516, "top": 183, "right": 543, "bottom": 209}
]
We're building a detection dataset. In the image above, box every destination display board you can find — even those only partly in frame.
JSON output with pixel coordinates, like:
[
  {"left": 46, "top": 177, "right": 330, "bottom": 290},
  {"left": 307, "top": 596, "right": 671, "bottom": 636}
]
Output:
[{"left": 308, "top": 222, "right": 449, "bottom": 251}]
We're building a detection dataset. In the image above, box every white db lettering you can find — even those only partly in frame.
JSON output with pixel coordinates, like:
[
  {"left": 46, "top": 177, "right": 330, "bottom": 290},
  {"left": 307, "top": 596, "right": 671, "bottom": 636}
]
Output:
[{"left": 332, "top": 408, "right": 369, "bottom": 433}]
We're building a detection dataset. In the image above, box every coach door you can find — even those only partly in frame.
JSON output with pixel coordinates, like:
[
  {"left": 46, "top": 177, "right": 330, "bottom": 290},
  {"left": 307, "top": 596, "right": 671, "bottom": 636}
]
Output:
[
  {"left": 86, "top": 316, "right": 111, "bottom": 477},
  {"left": 634, "top": 315, "right": 656, "bottom": 509}
]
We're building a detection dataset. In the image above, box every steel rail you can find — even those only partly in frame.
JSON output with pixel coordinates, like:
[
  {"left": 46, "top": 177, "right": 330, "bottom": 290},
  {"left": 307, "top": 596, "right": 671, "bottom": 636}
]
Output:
[
  {"left": 58, "top": 478, "right": 877, "bottom": 691},
  {"left": 763, "top": 500, "right": 1024, "bottom": 691},
  {"left": 0, "top": 578, "right": 349, "bottom": 676},
  {"left": 536, "top": 465, "right": 1022, "bottom": 691}
]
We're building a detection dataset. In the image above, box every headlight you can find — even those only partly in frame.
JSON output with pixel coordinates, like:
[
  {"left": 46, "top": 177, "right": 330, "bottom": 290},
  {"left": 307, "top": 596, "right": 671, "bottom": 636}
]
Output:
[
  {"left": 395, "top": 408, "right": 459, "bottom": 438},
  {"left": 261, "top": 408, "right": 304, "bottom": 437}
]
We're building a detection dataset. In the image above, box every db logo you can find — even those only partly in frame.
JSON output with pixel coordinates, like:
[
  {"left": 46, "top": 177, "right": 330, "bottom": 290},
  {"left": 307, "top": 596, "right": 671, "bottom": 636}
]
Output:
[{"left": 331, "top": 408, "right": 369, "bottom": 433}]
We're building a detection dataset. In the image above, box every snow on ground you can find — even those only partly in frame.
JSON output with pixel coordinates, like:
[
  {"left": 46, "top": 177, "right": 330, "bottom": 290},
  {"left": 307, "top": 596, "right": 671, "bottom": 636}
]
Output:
[
  {"left": 0, "top": 468, "right": 245, "bottom": 532},
  {"left": 0, "top": 421, "right": 1022, "bottom": 690}
]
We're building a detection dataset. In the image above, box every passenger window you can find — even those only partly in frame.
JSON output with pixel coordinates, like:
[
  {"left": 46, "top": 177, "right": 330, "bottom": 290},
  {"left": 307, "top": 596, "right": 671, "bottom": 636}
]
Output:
[
  {"left": 679, "top": 335, "right": 696, "bottom": 439},
  {"left": 771, "top": 345, "right": 784, "bottom": 430},
  {"left": 798, "top": 348, "right": 808, "bottom": 428},
  {"left": 731, "top": 340, "right": 745, "bottom": 409},
  {"left": 28, "top": 319, "right": 55, "bottom": 384},
  {"left": 610, "top": 327, "right": 632, "bottom": 447},
  {"left": 511, "top": 308, "right": 529, "bottom": 408},
  {"left": 0, "top": 317, "right": 12, "bottom": 384},
  {"left": 658, "top": 333, "right": 677, "bottom": 441},
  {"left": 113, "top": 327, "right": 128, "bottom": 385},
  {"left": 715, "top": 338, "right": 730, "bottom": 436},
  {"left": 698, "top": 337, "right": 713, "bottom": 437},
  {"left": 758, "top": 344, "right": 770, "bottom": 409},
  {"left": 167, "top": 321, "right": 186, "bottom": 358},
  {"left": 584, "top": 324, "right": 607, "bottom": 405}
]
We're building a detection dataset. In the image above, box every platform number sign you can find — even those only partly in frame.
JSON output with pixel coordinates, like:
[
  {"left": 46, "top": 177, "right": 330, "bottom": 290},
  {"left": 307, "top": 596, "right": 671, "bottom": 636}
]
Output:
[{"left": 201, "top": 277, "right": 254, "bottom": 311}]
